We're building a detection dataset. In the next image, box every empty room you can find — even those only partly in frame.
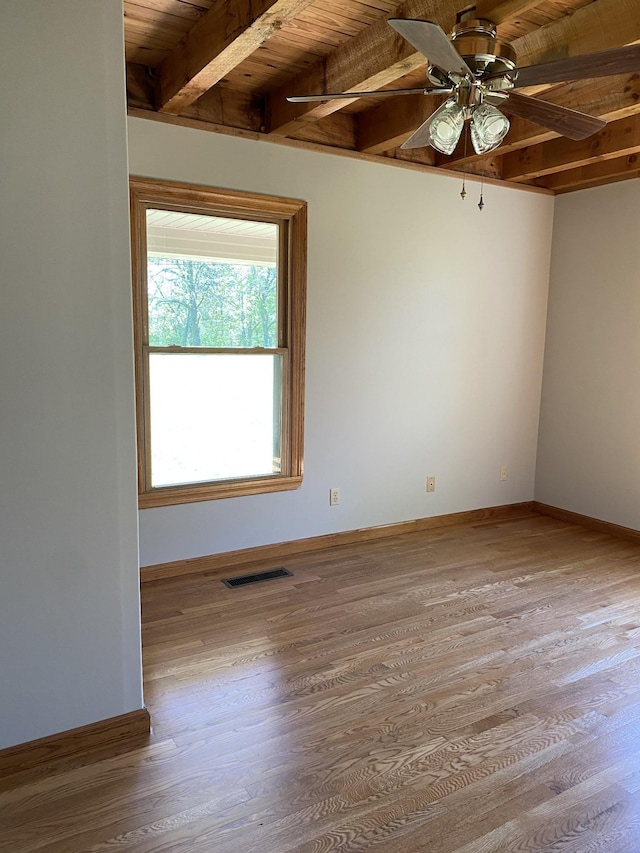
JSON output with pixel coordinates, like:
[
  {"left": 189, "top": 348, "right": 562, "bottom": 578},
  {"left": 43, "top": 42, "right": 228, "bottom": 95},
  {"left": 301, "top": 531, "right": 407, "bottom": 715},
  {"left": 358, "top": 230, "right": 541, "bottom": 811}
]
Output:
[{"left": 2, "top": 1, "right": 640, "bottom": 851}]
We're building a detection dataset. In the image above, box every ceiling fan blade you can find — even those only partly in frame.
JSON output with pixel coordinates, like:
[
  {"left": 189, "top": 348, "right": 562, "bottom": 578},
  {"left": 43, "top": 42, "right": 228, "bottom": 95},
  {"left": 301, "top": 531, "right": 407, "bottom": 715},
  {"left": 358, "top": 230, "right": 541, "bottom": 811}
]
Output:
[
  {"left": 287, "top": 86, "right": 450, "bottom": 103},
  {"left": 400, "top": 111, "right": 438, "bottom": 150},
  {"left": 501, "top": 91, "right": 606, "bottom": 140},
  {"left": 489, "top": 43, "right": 640, "bottom": 88},
  {"left": 388, "top": 18, "right": 472, "bottom": 78}
]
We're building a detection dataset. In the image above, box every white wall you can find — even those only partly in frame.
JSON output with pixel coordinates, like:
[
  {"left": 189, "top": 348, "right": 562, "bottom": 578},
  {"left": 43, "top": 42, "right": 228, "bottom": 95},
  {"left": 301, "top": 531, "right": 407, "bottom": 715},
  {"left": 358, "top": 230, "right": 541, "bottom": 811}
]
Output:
[
  {"left": 536, "top": 181, "right": 640, "bottom": 529},
  {"left": 0, "top": 1, "right": 143, "bottom": 748},
  {"left": 129, "top": 119, "right": 554, "bottom": 567}
]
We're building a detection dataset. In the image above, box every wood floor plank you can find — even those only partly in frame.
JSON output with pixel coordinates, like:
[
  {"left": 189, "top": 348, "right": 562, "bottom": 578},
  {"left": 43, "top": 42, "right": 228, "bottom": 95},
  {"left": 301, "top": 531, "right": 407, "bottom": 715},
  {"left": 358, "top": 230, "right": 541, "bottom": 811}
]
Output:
[{"left": 2, "top": 514, "right": 640, "bottom": 851}]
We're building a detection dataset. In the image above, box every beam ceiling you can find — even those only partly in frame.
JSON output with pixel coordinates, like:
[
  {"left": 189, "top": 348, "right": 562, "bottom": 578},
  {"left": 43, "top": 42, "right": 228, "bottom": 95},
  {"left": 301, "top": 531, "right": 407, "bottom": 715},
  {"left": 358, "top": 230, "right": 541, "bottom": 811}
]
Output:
[{"left": 124, "top": 0, "right": 640, "bottom": 193}]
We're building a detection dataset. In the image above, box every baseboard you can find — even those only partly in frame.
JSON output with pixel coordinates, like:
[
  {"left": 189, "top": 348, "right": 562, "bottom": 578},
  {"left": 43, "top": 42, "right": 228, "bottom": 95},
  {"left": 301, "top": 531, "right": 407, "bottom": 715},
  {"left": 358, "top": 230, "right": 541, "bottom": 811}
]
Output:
[
  {"left": 0, "top": 707, "right": 151, "bottom": 779},
  {"left": 141, "top": 501, "right": 535, "bottom": 582},
  {"left": 533, "top": 502, "right": 640, "bottom": 545}
]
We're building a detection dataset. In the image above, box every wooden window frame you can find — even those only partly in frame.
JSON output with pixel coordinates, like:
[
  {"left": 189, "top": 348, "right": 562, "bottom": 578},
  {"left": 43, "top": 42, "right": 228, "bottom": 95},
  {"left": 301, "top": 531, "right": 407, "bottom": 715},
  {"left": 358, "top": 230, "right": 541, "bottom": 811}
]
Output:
[{"left": 130, "top": 177, "right": 307, "bottom": 508}]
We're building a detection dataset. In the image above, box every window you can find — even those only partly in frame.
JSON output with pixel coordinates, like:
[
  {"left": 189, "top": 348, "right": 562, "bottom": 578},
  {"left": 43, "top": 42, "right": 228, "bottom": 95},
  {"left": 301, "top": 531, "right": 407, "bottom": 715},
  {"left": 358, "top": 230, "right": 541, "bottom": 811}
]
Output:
[{"left": 130, "top": 178, "right": 306, "bottom": 507}]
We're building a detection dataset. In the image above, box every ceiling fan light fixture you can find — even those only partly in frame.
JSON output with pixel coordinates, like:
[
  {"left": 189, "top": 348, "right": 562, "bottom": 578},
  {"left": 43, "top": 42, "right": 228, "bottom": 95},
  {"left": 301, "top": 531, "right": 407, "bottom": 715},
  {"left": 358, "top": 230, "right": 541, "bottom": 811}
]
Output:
[
  {"left": 427, "top": 98, "right": 465, "bottom": 155},
  {"left": 470, "top": 103, "right": 510, "bottom": 154}
]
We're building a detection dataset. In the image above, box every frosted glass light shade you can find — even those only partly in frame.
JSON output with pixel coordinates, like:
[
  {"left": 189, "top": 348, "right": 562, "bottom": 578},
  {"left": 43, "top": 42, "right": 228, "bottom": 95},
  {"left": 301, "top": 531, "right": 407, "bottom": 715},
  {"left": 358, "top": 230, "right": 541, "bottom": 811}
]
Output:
[
  {"left": 427, "top": 98, "right": 466, "bottom": 155},
  {"left": 470, "top": 104, "right": 510, "bottom": 154}
]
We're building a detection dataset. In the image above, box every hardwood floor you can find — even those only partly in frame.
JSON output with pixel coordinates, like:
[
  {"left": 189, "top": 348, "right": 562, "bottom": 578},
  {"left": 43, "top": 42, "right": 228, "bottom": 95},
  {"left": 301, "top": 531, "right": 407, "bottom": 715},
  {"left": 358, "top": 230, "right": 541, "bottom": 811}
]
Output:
[{"left": 3, "top": 513, "right": 640, "bottom": 851}]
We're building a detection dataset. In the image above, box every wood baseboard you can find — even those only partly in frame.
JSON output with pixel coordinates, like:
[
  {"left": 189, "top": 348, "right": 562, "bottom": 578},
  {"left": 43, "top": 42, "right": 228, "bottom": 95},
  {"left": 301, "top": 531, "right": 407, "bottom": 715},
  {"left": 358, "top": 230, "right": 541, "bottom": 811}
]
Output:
[
  {"left": 141, "top": 501, "right": 535, "bottom": 582},
  {"left": 532, "top": 502, "right": 640, "bottom": 544},
  {"left": 0, "top": 707, "right": 151, "bottom": 780}
]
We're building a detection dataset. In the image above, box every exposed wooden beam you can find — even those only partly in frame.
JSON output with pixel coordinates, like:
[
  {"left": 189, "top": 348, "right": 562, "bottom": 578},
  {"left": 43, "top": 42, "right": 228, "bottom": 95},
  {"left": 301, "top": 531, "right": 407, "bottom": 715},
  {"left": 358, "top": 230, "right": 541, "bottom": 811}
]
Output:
[
  {"left": 267, "top": 0, "right": 459, "bottom": 137},
  {"left": 156, "top": 0, "right": 315, "bottom": 114},
  {"left": 475, "top": 0, "right": 548, "bottom": 26},
  {"left": 270, "top": 0, "right": 637, "bottom": 139},
  {"left": 267, "top": 0, "right": 549, "bottom": 136},
  {"left": 537, "top": 152, "right": 640, "bottom": 192},
  {"left": 126, "top": 0, "right": 640, "bottom": 193},
  {"left": 501, "top": 113, "right": 640, "bottom": 181},
  {"left": 512, "top": 0, "right": 640, "bottom": 69}
]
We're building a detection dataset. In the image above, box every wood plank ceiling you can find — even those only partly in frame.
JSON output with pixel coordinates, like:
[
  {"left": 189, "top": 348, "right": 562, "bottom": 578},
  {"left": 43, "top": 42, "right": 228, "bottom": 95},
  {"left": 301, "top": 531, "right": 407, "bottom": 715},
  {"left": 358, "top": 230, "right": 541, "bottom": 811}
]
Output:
[{"left": 125, "top": 0, "right": 640, "bottom": 193}]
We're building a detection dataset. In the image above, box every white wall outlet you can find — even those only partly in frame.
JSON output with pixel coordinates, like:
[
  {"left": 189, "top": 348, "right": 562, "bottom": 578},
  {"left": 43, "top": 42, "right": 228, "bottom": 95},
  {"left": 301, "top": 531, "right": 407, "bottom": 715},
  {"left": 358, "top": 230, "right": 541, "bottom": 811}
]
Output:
[
  {"left": 329, "top": 487, "right": 340, "bottom": 506},
  {"left": 500, "top": 466, "right": 508, "bottom": 481},
  {"left": 426, "top": 476, "right": 436, "bottom": 493}
]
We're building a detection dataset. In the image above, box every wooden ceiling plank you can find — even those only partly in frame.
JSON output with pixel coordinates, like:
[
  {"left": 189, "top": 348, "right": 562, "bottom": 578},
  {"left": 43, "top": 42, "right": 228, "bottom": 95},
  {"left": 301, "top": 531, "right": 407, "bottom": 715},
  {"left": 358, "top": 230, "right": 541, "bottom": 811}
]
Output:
[
  {"left": 501, "top": 113, "right": 640, "bottom": 180},
  {"left": 124, "top": 0, "right": 210, "bottom": 18},
  {"left": 267, "top": 0, "right": 454, "bottom": 136},
  {"left": 125, "top": 17, "right": 187, "bottom": 50},
  {"left": 513, "top": 0, "right": 640, "bottom": 68},
  {"left": 537, "top": 152, "right": 640, "bottom": 191},
  {"left": 156, "top": 0, "right": 317, "bottom": 114},
  {"left": 124, "top": 2, "right": 205, "bottom": 29}
]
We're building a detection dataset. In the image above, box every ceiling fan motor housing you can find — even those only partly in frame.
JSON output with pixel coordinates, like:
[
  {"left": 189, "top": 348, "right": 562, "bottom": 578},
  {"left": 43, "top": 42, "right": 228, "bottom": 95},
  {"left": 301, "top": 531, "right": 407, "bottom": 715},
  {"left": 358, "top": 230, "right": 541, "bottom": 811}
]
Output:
[{"left": 430, "top": 19, "right": 516, "bottom": 89}]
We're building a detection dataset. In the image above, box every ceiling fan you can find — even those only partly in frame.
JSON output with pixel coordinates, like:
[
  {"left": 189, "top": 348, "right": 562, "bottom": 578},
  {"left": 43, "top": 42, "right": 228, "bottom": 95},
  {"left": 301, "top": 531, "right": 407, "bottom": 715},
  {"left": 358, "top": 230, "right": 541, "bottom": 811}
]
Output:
[{"left": 287, "top": 16, "right": 640, "bottom": 156}]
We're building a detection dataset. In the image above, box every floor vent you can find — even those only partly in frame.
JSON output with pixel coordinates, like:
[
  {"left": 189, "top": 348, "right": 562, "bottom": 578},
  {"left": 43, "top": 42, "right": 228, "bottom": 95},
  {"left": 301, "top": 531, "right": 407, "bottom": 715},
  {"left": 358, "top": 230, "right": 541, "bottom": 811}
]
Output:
[{"left": 222, "top": 567, "right": 293, "bottom": 588}]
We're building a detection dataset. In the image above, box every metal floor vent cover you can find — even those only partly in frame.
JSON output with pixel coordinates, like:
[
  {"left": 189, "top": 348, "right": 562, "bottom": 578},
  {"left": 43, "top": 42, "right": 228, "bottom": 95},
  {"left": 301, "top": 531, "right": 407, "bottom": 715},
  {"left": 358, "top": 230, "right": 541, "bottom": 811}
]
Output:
[{"left": 222, "top": 567, "right": 293, "bottom": 588}]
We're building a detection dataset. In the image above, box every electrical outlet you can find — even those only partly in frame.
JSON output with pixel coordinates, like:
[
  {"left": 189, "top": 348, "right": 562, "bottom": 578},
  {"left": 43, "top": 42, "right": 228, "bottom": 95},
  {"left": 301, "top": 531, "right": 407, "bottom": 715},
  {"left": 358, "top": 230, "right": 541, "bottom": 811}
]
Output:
[
  {"left": 426, "top": 476, "right": 436, "bottom": 493},
  {"left": 500, "top": 466, "right": 508, "bottom": 481},
  {"left": 330, "top": 487, "right": 340, "bottom": 506}
]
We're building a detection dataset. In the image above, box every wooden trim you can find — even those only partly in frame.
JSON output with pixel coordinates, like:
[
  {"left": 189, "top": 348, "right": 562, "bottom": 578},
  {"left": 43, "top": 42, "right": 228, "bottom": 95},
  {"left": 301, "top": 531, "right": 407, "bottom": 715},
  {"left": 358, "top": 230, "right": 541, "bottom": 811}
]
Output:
[
  {"left": 288, "top": 200, "right": 306, "bottom": 481},
  {"left": 138, "top": 474, "right": 303, "bottom": 508},
  {"left": 129, "top": 177, "right": 307, "bottom": 508},
  {"left": 0, "top": 708, "right": 151, "bottom": 780},
  {"left": 148, "top": 346, "right": 288, "bottom": 356},
  {"left": 532, "top": 502, "right": 640, "bottom": 545},
  {"left": 126, "top": 108, "right": 554, "bottom": 197},
  {"left": 130, "top": 184, "right": 150, "bottom": 492},
  {"left": 140, "top": 502, "right": 535, "bottom": 582},
  {"left": 129, "top": 177, "right": 308, "bottom": 218}
]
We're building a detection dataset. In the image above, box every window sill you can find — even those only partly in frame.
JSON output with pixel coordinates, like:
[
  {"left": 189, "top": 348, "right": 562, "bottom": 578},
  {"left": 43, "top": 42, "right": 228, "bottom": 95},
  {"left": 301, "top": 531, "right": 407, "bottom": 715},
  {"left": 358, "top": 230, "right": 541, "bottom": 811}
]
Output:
[{"left": 138, "top": 474, "right": 303, "bottom": 508}]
